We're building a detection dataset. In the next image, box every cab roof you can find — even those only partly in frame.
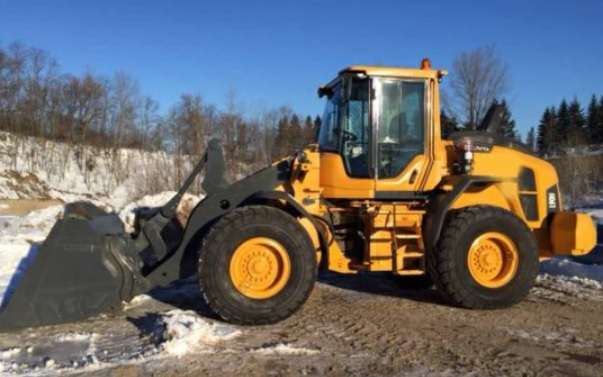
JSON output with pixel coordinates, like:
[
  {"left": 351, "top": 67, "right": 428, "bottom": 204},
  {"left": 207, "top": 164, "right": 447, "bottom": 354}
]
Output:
[
  {"left": 319, "top": 64, "right": 447, "bottom": 94},
  {"left": 340, "top": 65, "right": 444, "bottom": 80}
]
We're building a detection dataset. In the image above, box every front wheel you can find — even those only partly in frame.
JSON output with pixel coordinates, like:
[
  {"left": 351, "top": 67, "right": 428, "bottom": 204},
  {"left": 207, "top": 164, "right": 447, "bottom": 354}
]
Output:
[
  {"left": 199, "top": 205, "right": 317, "bottom": 325},
  {"left": 429, "top": 206, "right": 539, "bottom": 309}
]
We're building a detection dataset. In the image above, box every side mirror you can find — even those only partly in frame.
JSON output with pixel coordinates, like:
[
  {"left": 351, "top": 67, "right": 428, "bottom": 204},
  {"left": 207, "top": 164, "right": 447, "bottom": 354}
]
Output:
[{"left": 318, "top": 86, "right": 333, "bottom": 98}]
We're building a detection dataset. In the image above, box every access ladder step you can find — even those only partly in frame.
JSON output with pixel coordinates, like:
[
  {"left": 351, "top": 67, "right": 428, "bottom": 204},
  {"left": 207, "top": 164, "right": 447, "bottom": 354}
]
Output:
[
  {"left": 394, "top": 234, "right": 421, "bottom": 239},
  {"left": 396, "top": 269, "right": 425, "bottom": 276},
  {"left": 399, "top": 252, "right": 424, "bottom": 258}
]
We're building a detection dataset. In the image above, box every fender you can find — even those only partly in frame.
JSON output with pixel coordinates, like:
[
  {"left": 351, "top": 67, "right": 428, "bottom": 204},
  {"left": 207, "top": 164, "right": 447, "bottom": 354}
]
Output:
[{"left": 423, "top": 176, "right": 512, "bottom": 251}]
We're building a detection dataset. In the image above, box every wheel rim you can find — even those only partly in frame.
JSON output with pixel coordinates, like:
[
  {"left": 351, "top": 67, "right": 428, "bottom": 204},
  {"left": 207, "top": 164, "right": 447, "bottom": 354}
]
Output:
[
  {"left": 229, "top": 237, "right": 291, "bottom": 299},
  {"left": 467, "top": 232, "right": 519, "bottom": 289}
]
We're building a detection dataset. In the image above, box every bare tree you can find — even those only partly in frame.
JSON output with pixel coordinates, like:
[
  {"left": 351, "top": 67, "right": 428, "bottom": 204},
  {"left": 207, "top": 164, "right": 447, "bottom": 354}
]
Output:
[
  {"left": 448, "top": 46, "right": 509, "bottom": 130},
  {"left": 109, "top": 71, "right": 140, "bottom": 148}
]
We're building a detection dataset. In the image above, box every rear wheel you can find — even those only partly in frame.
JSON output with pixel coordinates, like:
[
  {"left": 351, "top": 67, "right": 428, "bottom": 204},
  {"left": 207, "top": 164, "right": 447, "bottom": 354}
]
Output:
[
  {"left": 429, "top": 206, "right": 538, "bottom": 309},
  {"left": 199, "top": 205, "right": 316, "bottom": 325}
]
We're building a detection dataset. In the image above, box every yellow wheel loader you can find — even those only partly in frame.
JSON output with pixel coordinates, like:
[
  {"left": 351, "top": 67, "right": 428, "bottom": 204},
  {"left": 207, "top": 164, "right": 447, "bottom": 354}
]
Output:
[{"left": 0, "top": 60, "right": 597, "bottom": 330}]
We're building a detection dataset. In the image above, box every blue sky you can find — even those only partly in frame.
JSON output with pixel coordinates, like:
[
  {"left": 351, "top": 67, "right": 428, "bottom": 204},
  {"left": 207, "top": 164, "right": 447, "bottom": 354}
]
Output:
[{"left": 1, "top": 0, "right": 602, "bottom": 136}]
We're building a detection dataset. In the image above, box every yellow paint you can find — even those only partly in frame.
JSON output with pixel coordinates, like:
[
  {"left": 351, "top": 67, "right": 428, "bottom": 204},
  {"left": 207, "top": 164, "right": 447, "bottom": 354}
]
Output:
[
  {"left": 550, "top": 212, "right": 597, "bottom": 256},
  {"left": 327, "top": 239, "right": 356, "bottom": 273},
  {"left": 229, "top": 237, "right": 291, "bottom": 299},
  {"left": 467, "top": 232, "right": 519, "bottom": 288},
  {"left": 320, "top": 152, "right": 374, "bottom": 198}
]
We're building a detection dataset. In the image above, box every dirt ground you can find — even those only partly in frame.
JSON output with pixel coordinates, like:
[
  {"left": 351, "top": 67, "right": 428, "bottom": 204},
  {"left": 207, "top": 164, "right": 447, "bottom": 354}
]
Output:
[{"left": 1, "top": 271, "right": 601, "bottom": 377}]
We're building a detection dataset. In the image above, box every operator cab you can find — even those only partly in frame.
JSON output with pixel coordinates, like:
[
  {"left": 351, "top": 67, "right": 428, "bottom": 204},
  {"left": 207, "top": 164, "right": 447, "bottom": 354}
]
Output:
[{"left": 317, "top": 62, "right": 444, "bottom": 199}]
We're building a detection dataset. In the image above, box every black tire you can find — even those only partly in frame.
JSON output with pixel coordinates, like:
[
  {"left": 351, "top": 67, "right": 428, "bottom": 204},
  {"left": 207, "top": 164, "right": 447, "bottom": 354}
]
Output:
[
  {"left": 199, "top": 205, "right": 317, "bottom": 325},
  {"left": 429, "top": 206, "right": 539, "bottom": 309}
]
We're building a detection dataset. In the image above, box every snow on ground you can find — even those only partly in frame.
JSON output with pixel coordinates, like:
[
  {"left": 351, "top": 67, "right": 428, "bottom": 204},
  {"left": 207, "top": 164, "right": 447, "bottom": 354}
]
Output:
[
  {"left": 250, "top": 343, "right": 320, "bottom": 356},
  {"left": 0, "top": 206, "right": 63, "bottom": 306},
  {"left": 588, "top": 209, "right": 603, "bottom": 225},
  {"left": 0, "top": 310, "right": 242, "bottom": 376},
  {"left": 160, "top": 310, "right": 241, "bottom": 357},
  {"left": 540, "top": 258, "right": 603, "bottom": 283}
]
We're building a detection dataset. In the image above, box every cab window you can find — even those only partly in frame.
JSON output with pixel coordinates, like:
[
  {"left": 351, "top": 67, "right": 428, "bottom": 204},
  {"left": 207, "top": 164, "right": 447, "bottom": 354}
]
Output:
[{"left": 374, "top": 79, "right": 425, "bottom": 179}]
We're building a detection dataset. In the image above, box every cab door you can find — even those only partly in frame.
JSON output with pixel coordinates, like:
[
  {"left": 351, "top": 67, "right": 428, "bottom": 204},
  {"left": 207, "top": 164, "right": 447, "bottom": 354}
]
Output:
[
  {"left": 319, "top": 76, "right": 375, "bottom": 198},
  {"left": 372, "top": 78, "right": 432, "bottom": 198}
]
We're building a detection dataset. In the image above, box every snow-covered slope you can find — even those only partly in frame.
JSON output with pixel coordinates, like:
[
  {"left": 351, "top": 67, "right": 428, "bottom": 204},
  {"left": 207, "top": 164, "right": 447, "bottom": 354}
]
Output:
[{"left": 0, "top": 132, "right": 197, "bottom": 206}]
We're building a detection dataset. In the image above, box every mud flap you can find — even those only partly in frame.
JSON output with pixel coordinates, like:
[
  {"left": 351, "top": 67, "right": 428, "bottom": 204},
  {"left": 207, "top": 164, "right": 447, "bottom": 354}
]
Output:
[{"left": 0, "top": 216, "right": 133, "bottom": 331}]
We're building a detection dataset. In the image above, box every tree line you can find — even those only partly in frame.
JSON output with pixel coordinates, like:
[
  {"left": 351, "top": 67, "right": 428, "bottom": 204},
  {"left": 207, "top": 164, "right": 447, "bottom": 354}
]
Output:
[
  {"left": 0, "top": 42, "right": 317, "bottom": 172},
  {"left": 532, "top": 95, "right": 603, "bottom": 155}
]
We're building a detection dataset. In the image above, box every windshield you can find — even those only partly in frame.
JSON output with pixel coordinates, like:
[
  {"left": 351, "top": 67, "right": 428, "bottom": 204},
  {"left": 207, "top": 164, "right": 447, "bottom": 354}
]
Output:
[{"left": 318, "top": 76, "right": 371, "bottom": 177}]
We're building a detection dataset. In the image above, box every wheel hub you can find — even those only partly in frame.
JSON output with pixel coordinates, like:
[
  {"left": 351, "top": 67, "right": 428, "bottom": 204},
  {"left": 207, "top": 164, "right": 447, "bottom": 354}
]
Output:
[
  {"left": 229, "top": 237, "right": 291, "bottom": 299},
  {"left": 467, "top": 232, "right": 519, "bottom": 288}
]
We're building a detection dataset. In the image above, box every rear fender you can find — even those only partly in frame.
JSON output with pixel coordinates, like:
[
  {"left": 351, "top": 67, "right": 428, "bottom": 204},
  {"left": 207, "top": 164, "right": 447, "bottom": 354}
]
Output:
[{"left": 423, "top": 176, "right": 516, "bottom": 250}]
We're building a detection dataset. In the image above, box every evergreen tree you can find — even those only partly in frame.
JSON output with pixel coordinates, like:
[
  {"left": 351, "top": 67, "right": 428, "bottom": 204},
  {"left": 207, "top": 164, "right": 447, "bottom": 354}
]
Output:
[
  {"left": 497, "top": 99, "right": 517, "bottom": 140},
  {"left": 597, "top": 96, "right": 603, "bottom": 143},
  {"left": 289, "top": 114, "right": 304, "bottom": 151},
  {"left": 567, "top": 97, "right": 586, "bottom": 146},
  {"left": 272, "top": 115, "right": 290, "bottom": 159},
  {"left": 537, "top": 107, "right": 556, "bottom": 155},
  {"left": 525, "top": 127, "right": 536, "bottom": 152},
  {"left": 586, "top": 94, "right": 599, "bottom": 143},
  {"left": 556, "top": 99, "right": 570, "bottom": 145},
  {"left": 440, "top": 110, "right": 459, "bottom": 139}
]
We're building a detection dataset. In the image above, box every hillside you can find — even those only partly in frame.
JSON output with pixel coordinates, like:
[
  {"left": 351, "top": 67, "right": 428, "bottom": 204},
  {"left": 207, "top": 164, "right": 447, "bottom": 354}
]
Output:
[{"left": 0, "top": 131, "right": 204, "bottom": 207}]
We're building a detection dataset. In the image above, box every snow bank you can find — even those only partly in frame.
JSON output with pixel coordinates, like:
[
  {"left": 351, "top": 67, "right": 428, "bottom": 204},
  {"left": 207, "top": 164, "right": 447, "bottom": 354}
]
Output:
[{"left": 160, "top": 310, "right": 241, "bottom": 357}]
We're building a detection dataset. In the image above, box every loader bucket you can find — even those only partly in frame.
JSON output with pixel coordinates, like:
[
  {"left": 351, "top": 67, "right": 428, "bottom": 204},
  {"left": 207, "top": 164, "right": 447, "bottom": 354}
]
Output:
[{"left": 0, "top": 204, "right": 134, "bottom": 331}]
